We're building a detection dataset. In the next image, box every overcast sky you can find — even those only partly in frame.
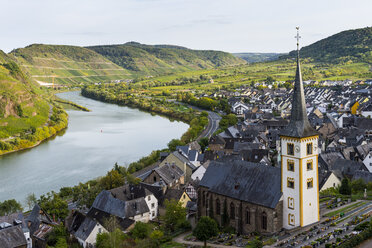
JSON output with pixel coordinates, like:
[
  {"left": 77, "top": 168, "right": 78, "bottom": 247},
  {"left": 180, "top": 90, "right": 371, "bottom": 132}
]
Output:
[{"left": 1, "top": 0, "right": 371, "bottom": 53}]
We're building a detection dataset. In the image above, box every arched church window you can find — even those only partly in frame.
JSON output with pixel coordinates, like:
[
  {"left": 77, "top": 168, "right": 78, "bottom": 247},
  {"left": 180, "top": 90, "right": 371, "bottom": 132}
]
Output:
[
  {"left": 216, "top": 199, "right": 220, "bottom": 215},
  {"left": 230, "top": 202, "right": 235, "bottom": 219},
  {"left": 246, "top": 208, "right": 250, "bottom": 224},
  {"left": 262, "top": 212, "right": 267, "bottom": 230}
]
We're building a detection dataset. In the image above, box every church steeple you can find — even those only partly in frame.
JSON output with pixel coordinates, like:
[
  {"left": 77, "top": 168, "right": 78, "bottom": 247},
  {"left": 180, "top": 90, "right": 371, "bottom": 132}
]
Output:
[{"left": 280, "top": 27, "right": 317, "bottom": 138}]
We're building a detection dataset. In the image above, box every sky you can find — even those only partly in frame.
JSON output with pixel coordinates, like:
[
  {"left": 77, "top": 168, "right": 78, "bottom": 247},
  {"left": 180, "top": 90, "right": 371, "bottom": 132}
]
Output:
[{"left": 1, "top": 0, "right": 371, "bottom": 53}]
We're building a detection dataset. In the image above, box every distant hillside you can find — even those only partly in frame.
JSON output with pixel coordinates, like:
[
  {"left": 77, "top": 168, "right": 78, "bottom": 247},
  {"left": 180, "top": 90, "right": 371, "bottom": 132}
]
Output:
[
  {"left": 0, "top": 50, "right": 50, "bottom": 139},
  {"left": 87, "top": 42, "right": 246, "bottom": 75},
  {"left": 233, "top": 53, "right": 283, "bottom": 63},
  {"left": 10, "top": 44, "right": 131, "bottom": 85},
  {"left": 282, "top": 27, "right": 372, "bottom": 63}
]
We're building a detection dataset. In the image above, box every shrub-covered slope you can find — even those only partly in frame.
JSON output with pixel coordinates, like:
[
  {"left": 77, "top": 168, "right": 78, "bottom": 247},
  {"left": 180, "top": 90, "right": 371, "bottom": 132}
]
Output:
[
  {"left": 10, "top": 44, "right": 131, "bottom": 85},
  {"left": 87, "top": 42, "right": 246, "bottom": 75},
  {"left": 282, "top": 27, "right": 372, "bottom": 63},
  {"left": 0, "top": 50, "right": 50, "bottom": 139}
]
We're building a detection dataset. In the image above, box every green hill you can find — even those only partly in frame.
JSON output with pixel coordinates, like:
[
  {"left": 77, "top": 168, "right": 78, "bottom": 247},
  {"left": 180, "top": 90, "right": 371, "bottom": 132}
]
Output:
[
  {"left": 87, "top": 42, "right": 246, "bottom": 76},
  {"left": 282, "top": 27, "right": 372, "bottom": 63},
  {"left": 0, "top": 50, "right": 50, "bottom": 139},
  {"left": 233, "top": 53, "right": 283, "bottom": 63},
  {"left": 10, "top": 44, "right": 131, "bottom": 85}
]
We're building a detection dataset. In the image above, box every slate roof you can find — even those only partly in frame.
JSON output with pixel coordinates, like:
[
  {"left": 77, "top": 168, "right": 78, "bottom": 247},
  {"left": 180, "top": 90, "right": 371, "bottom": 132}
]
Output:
[
  {"left": 140, "top": 183, "right": 164, "bottom": 202},
  {"left": 280, "top": 52, "right": 318, "bottom": 138},
  {"left": 0, "top": 212, "right": 25, "bottom": 228},
  {"left": 92, "top": 191, "right": 150, "bottom": 219},
  {"left": 66, "top": 211, "right": 86, "bottom": 233},
  {"left": 154, "top": 163, "right": 184, "bottom": 185},
  {"left": 172, "top": 151, "right": 196, "bottom": 170},
  {"left": 132, "top": 163, "right": 160, "bottom": 181},
  {"left": 74, "top": 216, "right": 97, "bottom": 241},
  {"left": 233, "top": 142, "right": 260, "bottom": 153},
  {"left": 163, "top": 189, "right": 184, "bottom": 203},
  {"left": 318, "top": 152, "right": 344, "bottom": 171},
  {"left": 200, "top": 160, "right": 282, "bottom": 209},
  {"left": 109, "top": 184, "right": 153, "bottom": 202},
  {"left": 25, "top": 204, "right": 53, "bottom": 236},
  {"left": 0, "top": 225, "right": 27, "bottom": 248},
  {"left": 353, "top": 170, "right": 372, "bottom": 183},
  {"left": 87, "top": 208, "right": 135, "bottom": 231},
  {"left": 330, "top": 158, "right": 367, "bottom": 177},
  {"left": 92, "top": 191, "right": 127, "bottom": 218}
]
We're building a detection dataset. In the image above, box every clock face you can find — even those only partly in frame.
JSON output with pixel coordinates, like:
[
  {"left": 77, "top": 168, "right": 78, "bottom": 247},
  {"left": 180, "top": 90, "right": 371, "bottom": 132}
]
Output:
[{"left": 295, "top": 145, "right": 300, "bottom": 153}]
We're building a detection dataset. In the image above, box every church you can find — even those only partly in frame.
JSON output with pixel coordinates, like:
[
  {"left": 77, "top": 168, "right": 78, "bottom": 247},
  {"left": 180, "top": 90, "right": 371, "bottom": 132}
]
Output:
[{"left": 198, "top": 28, "right": 319, "bottom": 234}]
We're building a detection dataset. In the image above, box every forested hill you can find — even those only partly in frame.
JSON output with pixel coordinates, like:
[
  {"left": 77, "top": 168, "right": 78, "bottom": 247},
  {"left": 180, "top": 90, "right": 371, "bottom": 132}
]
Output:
[
  {"left": 282, "top": 27, "right": 372, "bottom": 63},
  {"left": 0, "top": 50, "right": 50, "bottom": 139},
  {"left": 10, "top": 44, "right": 131, "bottom": 85},
  {"left": 233, "top": 53, "right": 283, "bottom": 63},
  {"left": 86, "top": 42, "right": 246, "bottom": 75}
]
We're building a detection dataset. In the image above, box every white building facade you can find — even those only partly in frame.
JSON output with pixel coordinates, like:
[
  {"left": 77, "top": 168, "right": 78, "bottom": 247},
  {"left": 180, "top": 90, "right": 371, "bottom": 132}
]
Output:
[{"left": 280, "top": 29, "right": 320, "bottom": 229}]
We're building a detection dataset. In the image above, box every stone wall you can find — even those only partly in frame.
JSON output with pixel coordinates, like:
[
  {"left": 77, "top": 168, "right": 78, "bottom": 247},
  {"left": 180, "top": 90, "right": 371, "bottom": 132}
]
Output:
[{"left": 198, "top": 186, "right": 283, "bottom": 235}]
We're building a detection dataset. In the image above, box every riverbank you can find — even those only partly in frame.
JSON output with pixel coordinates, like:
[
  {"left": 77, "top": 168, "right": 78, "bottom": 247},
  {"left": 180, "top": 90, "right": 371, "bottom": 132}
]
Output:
[
  {"left": 0, "top": 105, "right": 68, "bottom": 156},
  {"left": 0, "top": 91, "right": 189, "bottom": 203},
  {"left": 53, "top": 98, "right": 91, "bottom": 112},
  {"left": 81, "top": 87, "right": 208, "bottom": 144}
]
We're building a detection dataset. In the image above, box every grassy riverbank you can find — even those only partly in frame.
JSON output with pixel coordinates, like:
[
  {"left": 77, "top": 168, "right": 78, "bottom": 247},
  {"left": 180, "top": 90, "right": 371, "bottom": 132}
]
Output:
[{"left": 0, "top": 105, "right": 68, "bottom": 155}]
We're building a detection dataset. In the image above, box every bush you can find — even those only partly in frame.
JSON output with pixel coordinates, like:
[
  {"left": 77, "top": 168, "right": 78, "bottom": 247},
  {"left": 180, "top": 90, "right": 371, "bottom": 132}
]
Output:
[{"left": 131, "top": 222, "right": 152, "bottom": 239}]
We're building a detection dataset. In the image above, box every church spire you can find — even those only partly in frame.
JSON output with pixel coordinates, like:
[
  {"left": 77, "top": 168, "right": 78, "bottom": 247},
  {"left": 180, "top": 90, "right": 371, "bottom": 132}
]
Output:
[{"left": 280, "top": 27, "right": 317, "bottom": 138}]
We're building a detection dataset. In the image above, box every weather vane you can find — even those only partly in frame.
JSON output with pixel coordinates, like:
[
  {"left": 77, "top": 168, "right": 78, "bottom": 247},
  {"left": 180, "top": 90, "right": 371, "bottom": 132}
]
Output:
[{"left": 295, "top": 27, "right": 301, "bottom": 52}]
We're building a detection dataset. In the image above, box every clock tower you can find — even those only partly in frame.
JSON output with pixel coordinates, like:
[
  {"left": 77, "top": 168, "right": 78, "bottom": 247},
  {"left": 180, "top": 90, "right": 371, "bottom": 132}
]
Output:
[{"left": 280, "top": 27, "right": 319, "bottom": 229}]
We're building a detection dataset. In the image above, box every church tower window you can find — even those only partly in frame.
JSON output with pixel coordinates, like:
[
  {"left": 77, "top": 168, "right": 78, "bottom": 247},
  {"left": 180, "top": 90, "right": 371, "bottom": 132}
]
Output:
[
  {"left": 287, "top": 143, "right": 294, "bottom": 155},
  {"left": 288, "top": 197, "right": 294, "bottom": 209},
  {"left": 307, "top": 143, "right": 313, "bottom": 155},
  {"left": 287, "top": 160, "right": 294, "bottom": 172},
  {"left": 307, "top": 160, "right": 313, "bottom": 170},
  {"left": 288, "top": 214, "right": 295, "bottom": 226},
  {"left": 307, "top": 178, "right": 313, "bottom": 189},
  {"left": 287, "top": 178, "right": 295, "bottom": 189}
]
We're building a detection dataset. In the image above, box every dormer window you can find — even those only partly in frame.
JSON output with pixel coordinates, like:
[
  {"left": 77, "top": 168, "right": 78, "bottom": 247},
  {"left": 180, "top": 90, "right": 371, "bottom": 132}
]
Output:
[{"left": 287, "top": 143, "right": 294, "bottom": 155}]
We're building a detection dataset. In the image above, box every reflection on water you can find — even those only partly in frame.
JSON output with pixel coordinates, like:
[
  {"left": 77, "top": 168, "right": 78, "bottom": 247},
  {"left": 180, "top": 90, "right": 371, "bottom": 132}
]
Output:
[{"left": 0, "top": 91, "right": 188, "bottom": 203}]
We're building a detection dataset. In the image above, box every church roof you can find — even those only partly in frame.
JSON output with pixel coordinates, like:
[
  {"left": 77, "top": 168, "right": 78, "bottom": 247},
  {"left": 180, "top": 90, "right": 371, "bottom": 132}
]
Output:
[
  {"left": 199, "top": 160, "right": 282, "bottom": 209},
  {"left": 280, "top": 40, "right": 318, "bottom": 138}
]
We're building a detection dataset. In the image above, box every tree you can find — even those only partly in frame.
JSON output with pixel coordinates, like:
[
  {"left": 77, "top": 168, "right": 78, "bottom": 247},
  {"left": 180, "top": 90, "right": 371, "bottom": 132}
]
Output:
[
  {"left": 167, "top": 139, "right": 185, "bottom": 151},
  {"left": 100, "top": 170, "right": 125, "bottom": 190},
  {"left": 198, "top": 137, "right": 209, "bottom": 152},
  {"left": 38, "top": 192, "right": 69, "bottom": 220},
  {"left": 351, "top": 179, "right": 367, "bottom": 194},
  {"left": 193, "top": 216, "right": 219, "bottom": 247},
  {"left": 0, "top": 199, "right": 23, "bottom": 216},
  {"left": 131, "top": 222, "right": 151, "bottom": 239},
  {"left": 26, "top": 193, "right": 37, "bottom": 210},
  {"left": 96, "top": 228, "right": 129, "bottom": 248},
  {"left": 163, "top": 199, "right": 187, "bottom": 232},
  {"left": 339, "top": 178, "right": 352, "bottom": 195}
]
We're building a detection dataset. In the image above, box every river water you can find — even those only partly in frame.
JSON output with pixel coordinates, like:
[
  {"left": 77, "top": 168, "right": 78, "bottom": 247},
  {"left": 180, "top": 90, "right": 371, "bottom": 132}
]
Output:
[{"left": 0, "top": 91, "right": 188, "bottom": 204}]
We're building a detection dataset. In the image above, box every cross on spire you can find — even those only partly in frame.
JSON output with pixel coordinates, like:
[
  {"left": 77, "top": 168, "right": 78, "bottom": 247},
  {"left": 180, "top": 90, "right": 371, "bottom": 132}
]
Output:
[{"left": 295, "top": 27, "right": 301, "bottom": 52}]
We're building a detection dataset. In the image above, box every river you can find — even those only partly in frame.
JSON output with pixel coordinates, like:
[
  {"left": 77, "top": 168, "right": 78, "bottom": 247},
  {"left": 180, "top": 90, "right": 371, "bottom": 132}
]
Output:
[{"left": 0, "top": 91, "right": 189, "bottom": 204}]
